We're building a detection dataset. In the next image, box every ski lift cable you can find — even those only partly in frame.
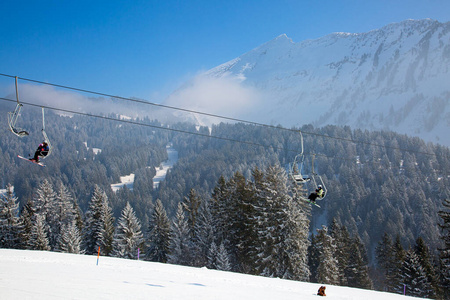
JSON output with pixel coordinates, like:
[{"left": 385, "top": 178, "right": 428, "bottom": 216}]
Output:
[
  {"left": 0, "top": 96, "right": 372, "bottom": 166},
  {"left": 0, "top": 96, "right": 304, "bottom": 156},
  {"left": 0, "top": 96, "right": 443, "bottom": 170},
  {"left": 0, "top": 73, "right": 436, "bottom": 157}
]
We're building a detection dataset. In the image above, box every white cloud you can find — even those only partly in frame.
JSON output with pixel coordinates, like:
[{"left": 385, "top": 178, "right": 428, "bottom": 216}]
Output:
[{"left": 164, "top": 74, "right": 262, "bottom": 121}]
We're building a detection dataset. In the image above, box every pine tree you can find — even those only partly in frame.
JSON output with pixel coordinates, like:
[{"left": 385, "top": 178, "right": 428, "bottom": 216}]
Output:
[
  {"left": 146, "top": 199, "right": 171, "bottom": 262},
  {"left": 182, "top": 188, "right": 201, "bottom": 237},
  {"left": 216, "top": 242, "right": 231, "bottom": 271},
  {"left": 168, "top": 203, "right": 191, "bottom": 265},
  {"left": 98, "top": 193, "right": 115, "bottom": 256},
  {"left": 253, "top": 165, "right": 310, "bottom": 280},
  {"left": 0, "top": 184, "right": 22, "bottom": 249},
  {"left": 315, "top": 225, "right": 340, "bottom": 285},
  {"left": 52, "top": 183, "right": 77, "bottom": 250},
  {"left": 376, "top": 232, "right": 395, "bottom": 291},
  {"left": 83, "top": 185, "right": 115, "bottom": 255},
  {"left": 191, "top": 198, "right": 216, "bottom": 267},
  {"left": 280, "top": 193, "right": 311, "bottom": 281},
  {"left": 112, "top": 202, "right": 144, "bottom": 259},
  {"left": 207, "top": 242, "right": 218, "bottom": 269},
  {"left": 398, "top": 249, "right": 433, "bottom": 298},
  {"left": 28, "top": 214, "right": 50, "bottom": 251},
  {"left": 345, "top": 235, "right": 373, "bottom": 289},
  {"left": 59, "top": 220, "right": 84, "bottom": 254},
  {"left": 207, "top": 241, "right": 231, "bottom": 271},
  {"left": 308, "top": 233, "right": 320, "bottom": 283},
  {"left": 19, "top": 200, "right": 35, "bottom": 249},
  {"left": 414, "top": 237, "right": 438, "bottom": 298},
  {"left": 390, "top": 235, "right": 406, "bottom": 293},
  {"left": 33, "top": 179, "right": 58, "bottom": 250},
  {"left": 329, "top": 219, "right": 351, "bottom": 286},
  {"left": 438, "top": 198, "right": 450, "bottom": 299}
]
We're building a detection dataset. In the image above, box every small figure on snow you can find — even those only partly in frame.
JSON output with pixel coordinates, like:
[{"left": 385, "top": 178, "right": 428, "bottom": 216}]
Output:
[
  {"left": 308, "top": 185, "right": 324, "bottom": 203},
  {"left": 30, "top": 141, "right": 49, "bottom": 163},
  {"left": 317, "top": 286, "right": 326, "bottom": 296}
]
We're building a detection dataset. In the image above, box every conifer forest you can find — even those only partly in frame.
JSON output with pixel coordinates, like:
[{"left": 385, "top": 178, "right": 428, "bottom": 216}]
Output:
[{"left": 1, "top": 106, "right": 449, "bottom": 299}]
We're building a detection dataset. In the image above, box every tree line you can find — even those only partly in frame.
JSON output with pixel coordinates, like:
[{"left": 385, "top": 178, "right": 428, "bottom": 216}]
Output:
[{"left": 1, "top": 169, "right": 449, "bottom": 298}]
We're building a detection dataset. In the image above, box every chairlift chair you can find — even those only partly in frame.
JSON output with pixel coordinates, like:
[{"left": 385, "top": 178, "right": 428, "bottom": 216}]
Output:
[
  {"left": 289, "top": 131, "right": 311, "bottom": 184},
  {"left": 8, "top": 77, "right": 29, "bottom": 137},
  {"left": 310, "top": 154, "right": 327, "bottom": 200},
  {"left": 40, "top": 107, "right": 52, "bottom": 159}
]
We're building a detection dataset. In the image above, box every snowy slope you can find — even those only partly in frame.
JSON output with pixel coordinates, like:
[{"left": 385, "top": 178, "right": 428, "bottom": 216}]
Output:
[
  {"left": 174, "top": 19, "right": 449, "bottom": 146},
  {"left": 0, "top": 249, "right": 424, "bottom": 300}
]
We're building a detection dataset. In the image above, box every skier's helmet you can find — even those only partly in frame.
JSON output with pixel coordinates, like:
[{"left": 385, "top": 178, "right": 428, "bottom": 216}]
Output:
[{"left": 318, "top": 185, "right": 322, "bottom": 189}]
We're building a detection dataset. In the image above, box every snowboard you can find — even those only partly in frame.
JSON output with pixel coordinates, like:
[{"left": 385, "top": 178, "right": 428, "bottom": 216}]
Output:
[{"left": 17, "top": 155, "right": 45, "bottom": 167}]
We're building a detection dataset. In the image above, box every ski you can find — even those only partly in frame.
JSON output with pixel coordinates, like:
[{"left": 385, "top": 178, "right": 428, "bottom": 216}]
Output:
[
  {"left": 305, "top": 199, "right": 320, "bottom": 208},
  {"left": 17, "top": 155, "right": 45, "bottom": 167}
]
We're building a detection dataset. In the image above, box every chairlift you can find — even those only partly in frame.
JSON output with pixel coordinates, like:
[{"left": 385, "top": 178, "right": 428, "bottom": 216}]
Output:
[
  {"left": 310, "top": 154, "right": 327, "bottom": 200},
  {"left": 288, "top": 131, "right": 311, "bottom": 184},
  {"left": 7, "top": 77, "right": 29, "bottom": 137},
  {"left": 40, "top": 107, "right": 52, "bottom": 159}
]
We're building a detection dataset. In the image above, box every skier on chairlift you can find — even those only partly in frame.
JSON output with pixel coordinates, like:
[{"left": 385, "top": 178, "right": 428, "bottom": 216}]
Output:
[
  {"left": 308, "top": 185, "right": 324, "bottom": 203},
  {"left": 30, "top": 141, "right": 49, "bottom": 163}
]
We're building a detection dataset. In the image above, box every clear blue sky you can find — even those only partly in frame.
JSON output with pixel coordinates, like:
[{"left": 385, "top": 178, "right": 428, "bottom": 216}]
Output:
[{"left": 1, "top": 0, "right": 449, "bottom": 101}]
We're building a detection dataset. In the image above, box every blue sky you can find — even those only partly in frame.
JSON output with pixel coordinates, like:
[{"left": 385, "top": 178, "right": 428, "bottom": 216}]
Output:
[{"left": 1, "top": 0, "right": 449, "bottom": 101}]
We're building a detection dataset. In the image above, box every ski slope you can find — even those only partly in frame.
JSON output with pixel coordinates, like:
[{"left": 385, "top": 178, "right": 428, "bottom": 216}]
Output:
[{"left": 0, "top": 249, "right": 423, "bottom": 300}]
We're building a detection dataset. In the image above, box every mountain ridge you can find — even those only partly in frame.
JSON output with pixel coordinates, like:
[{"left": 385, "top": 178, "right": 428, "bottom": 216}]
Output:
[{"left": 203, "top": 19, "right": 449, "bottom": 146}]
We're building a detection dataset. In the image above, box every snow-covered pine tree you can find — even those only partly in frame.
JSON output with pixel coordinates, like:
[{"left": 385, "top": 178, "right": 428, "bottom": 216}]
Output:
[
  {"left": 182, "top": 188, "right": 201, "bottom": 238},
  {"left": 414, "top": 237, "right": 438, "bottom": 298},
  {"left": 376, "top": 232, "right": 395, "bottom": 291},
  {"left": 207, "top": 241, "right": 231, "bottom": 271},
  {"left": 52, "top": 183, "right": 77, "bottom": 250},
  {"left": 19, "top": 200, "right": 35, "bottom": 249},
  {"left": 33, "top": 179, "right": 58, "bottom": 250},
  {"left": 254, "top": 165, "right": 310, "bottom": 280},
  {"left": 191, "top": 198, "right": 216, "bottom": 267},
  {"left": 397, "top": 249, "right": 433, "bottom": 298},
  {"left": 345, "top": 235, "right": 373, "bottom": 289},
  {"left": 168, "top": 203, "right": 191, "bottom": 266},
  {"left": 390, "top": 235, "right": 406, "bottom": 292},
  {"left": 59, "top": 220, "right": 84, "bottom": 254},
  {"left": 308, "top": 233, "right": 320, "bottom": 283},
  {"left": 280, "top": 193, "right": 311, "bottom": 281},
  {"left": 315, "top": 225, "right": 340, "bottom": 285},
  {"left": 210, "top": 175, "right": 230, "bottom": 244},
  {"left": 329, "top": 219, "right": 351, "bottom": 286},
  {"left": 98, "top": 192, "right": 115, "bottom": 256},
  {"left": 28, "top": 214, "right": 50, "bottom": 251},
  {"left": 112, "top": 202, "right": 144, "bottom": 259},
  {"left": 146, "top": 199, "right": 171, "bottom": 263},
  {"left": 216, "top": 242, "right": 231, "bottom": 271},
  {"left": 83, "top": 185, "right": 115, "bottom": 255},
  {"left": 0, "top": 184, "right": 22, "bottom": 249},
  {"left": 438, "top": 198, "right": 450, "bottom": 299}
]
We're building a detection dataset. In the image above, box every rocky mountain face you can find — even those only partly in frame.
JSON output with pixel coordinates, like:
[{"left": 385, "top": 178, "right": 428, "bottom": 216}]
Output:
[{"left": 205, "top": 19, "right": 450, "bottom": 146}]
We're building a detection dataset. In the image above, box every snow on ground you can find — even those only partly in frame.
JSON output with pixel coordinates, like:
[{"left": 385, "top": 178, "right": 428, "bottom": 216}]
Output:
[
  {"left": 153, "top": 145, "right": 178, "bottom": 189},
  {"left": 83, "top": 142, "right": 102, "bottom": 155},
  {"left": 0, "top": 249, "right": 422, "bottom": 300},
  {"left": 110, "top": 173, "right": 135, "bottom": 192},
  {"left": 110, "top": 145, "right": 178, "bottom": 192}
]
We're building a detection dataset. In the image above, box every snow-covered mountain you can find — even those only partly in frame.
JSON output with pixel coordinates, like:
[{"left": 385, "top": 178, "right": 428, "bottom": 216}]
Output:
[{"left": 187, "top": 19, "right": 449, "bottom": 146}]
